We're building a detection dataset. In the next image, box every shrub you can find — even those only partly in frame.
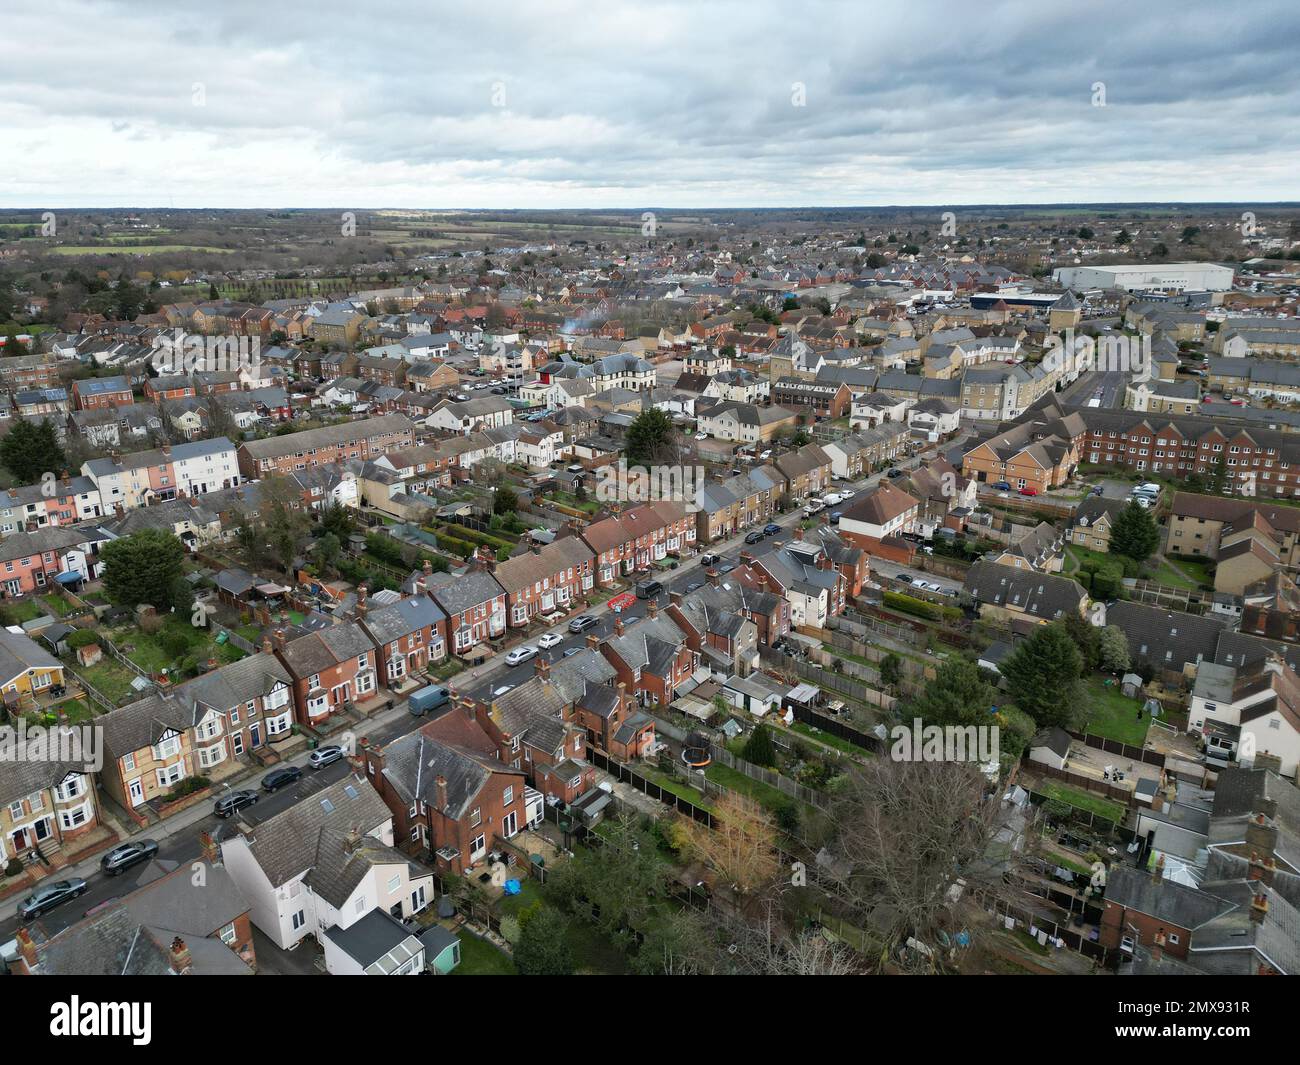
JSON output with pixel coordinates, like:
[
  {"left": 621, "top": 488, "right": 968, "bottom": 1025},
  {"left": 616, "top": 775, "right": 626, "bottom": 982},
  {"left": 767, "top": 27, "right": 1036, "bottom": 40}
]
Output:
[{"left": 66, "top": 629, "right": 100, "bottom": 649}]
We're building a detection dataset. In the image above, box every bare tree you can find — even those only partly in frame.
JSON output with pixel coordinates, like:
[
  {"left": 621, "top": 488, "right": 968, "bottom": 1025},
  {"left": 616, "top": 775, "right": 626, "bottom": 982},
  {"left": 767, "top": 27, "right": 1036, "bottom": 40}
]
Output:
[
  {"left": 825, "top": 759, "right": 1005, "bottom": 960},
  {"left": 679, "top": 792, "right": 780, "bottom": 896},
  {"left": 665, "top": 899, "right": 865, "bottom": 976}
]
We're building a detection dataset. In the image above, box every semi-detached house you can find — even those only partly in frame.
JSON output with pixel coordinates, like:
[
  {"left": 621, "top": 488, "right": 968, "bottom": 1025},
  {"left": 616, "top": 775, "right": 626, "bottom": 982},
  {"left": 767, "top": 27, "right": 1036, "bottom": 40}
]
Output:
[{"left": 491, "top": 538, "right": 595, "bottom": 627}]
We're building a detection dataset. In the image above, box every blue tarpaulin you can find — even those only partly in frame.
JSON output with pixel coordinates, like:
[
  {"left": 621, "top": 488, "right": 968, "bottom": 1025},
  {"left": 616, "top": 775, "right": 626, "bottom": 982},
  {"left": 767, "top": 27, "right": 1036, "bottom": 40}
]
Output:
[{"left": 503, "top": 879, "right": 522, "bottom": 896}]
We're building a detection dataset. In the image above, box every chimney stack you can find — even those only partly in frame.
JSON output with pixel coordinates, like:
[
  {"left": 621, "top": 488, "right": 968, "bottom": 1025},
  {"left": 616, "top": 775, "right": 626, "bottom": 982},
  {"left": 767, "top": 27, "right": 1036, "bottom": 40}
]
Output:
[
  {"left": 1250, "top": 893, "right": 1269, "bottom": 924},
  {"left": 1151, "top": 853, "right": 1165, "bottom": 884},
  {"left": 169, "top": 936, "right": 192, "bottom": 975},
  {"left": 669, "top": 590, "right": 683, "bottom": 606},
  {"left": 356, "top": 583, "right": 368, "bottom": 618},
  {"left": 707, "top": 568, "right": 720, "bottom": 588},
  {"left": 1245, "top": 811, "right": 1278, "bottom": 856},
  {"left": 434, "top": 775, "right": 448, "bottom": 812},
  {"left": 273, "top": 628, "right": 286, "bottom": 651},
  {"left": 614, "top": 617, "right": 624, "bottom": 637},
  {"left": 535, "top": 657, "right": 551, "bottom": 681},
  {"left": 14, "top": 928, "right": 38, "bottom": 971},
  {"left": 646, "top": 599, "right": 658, "bottom": 619},
  {"left": 262, "top": 636, "right": 273, "bottom": 655},
  {"left": 344, "top": 827, "right": 363, "bottom": 853},
  {"left": 199, "top": 830, "right": 220, "bottom": 867},
  {"left": 423, "top": 558, "right": 433, "bottom": 576},
  {"left": 586, "top": 633, "right": 600, "bottom": 650}
]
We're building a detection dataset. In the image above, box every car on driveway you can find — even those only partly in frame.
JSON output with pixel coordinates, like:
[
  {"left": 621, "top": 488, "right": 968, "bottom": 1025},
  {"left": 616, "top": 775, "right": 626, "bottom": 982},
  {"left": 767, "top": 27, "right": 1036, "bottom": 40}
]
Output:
[
  {"left": 990, "top": 480, "right": 1012, "bottom": 490},
  {"left": 18, "top": 878, "right": 87, "bottom": 921},
  {"left": 100, "top": 840, "right": 159, "bottom": 877},
  {"left": 1018, "top": 486, "right": 1039, "bottom": 496},
  {"left": 308, "top": 745, "right": 345, "bottom": 769},
  {"left": 538, "top": 632, "right": 563, "bottom": 649},
  {"left": 261, "top": 765, "right": 303, "bottom": 792},
  {"left": 214, "top": 789, "right": 259, "bottom": 819},
  {"left": 505, "top": 645, "right": 539, "bottom": 666},
  {"left": 744, "top": 529, "right": 764, "bottom": 544},
  {"left": 568, "top": 614, "right": 599, "bottom": 633}
]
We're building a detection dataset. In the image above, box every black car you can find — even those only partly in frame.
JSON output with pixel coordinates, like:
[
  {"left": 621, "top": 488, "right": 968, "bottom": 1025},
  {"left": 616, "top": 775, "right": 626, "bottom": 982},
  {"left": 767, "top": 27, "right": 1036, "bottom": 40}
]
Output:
[
  {"left": 685, "top": 580, "right": 703, "bottom": 593},
  {"left": 886, "top": 468, "right": 904, "bottom": 478},
  {"left": 568, "top": 613, "right": 599, "bottom": 633},
  {"left": 100, "top": 840, "right": 159, "bottom": 877},
  {"left": 744, "top": 529, "right": 764, "bottom": 544},
  {"left": 635, "top": 579, "right": 663, "bottom": 599},
  {"left": 261, "top": 765, "right": 303, "bottom": 792},
  {"left": 18, "top": 878, "right": 86, "bottom": 921},
  {"left": 214, "top": 789, "right": 259, "bottom": 819}
]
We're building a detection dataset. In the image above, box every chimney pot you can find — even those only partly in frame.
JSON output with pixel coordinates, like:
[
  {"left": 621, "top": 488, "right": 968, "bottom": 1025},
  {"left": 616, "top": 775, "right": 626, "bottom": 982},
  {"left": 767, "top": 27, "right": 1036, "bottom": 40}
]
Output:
[{"left": 435, "top": 774, "right": 448, "bottom": 812}]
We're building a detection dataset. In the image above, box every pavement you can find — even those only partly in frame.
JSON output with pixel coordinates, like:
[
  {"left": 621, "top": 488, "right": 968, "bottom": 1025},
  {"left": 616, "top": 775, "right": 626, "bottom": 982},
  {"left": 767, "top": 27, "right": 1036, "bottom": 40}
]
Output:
[{"left": 3, "top": 445, "right": 927, "bottom": 941}]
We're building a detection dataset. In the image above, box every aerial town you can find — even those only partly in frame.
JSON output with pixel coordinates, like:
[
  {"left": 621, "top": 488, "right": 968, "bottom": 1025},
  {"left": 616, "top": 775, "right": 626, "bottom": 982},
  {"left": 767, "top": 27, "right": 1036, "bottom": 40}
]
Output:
[{"left": 1, "top": 2, "right": 1295, "bottom": 1013}]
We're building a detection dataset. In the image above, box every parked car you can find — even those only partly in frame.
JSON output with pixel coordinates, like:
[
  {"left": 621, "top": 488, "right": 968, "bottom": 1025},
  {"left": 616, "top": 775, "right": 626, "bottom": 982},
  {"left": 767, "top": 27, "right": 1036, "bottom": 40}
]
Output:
[
  {"left": 261, "top": 765, "right": 303, "bottom": 792},
  {"left": 830, "top": 511, "right": 842, "bottom": 523},
  {"left": 886, "top": 468, "right": 904, "bottom": 479},
  {"left": 744, "top": 529, "right": 765, "bottom": 544},
  {"left": 562, "top": 647, "right": 582, "bottom": 658},
  {"left": 1018, "top": 486, "right": 1039, "bottom": 496},
  {"left": 308, "top": 745, "right": 345, "bottom": 769},
  {"left": 214, "top": 789, "right": 259, "bottom": 819},
  {"left": 635, "top": 579, "right": 663, "bottom": 599},
  {"left": 505, "top": 645, "right": 539, "bottom": 666},
  {"left": 717, "top": 560, "right": 737, "bottom": 573},
  {"left": 568, "top": 614, "right": 599, "bottom": 633},
  {"left": 538, "top": 632, "right": 563, "bottom": 649},
  {"left": 989, "top": 480, "right": 1012, "bottom": 491},
  {"left": 685, "top": 580, "right": 703, "bottom": 593},
  {"left": 695, "top": 431, "right": 708, "bottom": 440},
  {"left": 100, "top": 840, "right": 159, "bottom": 877},
  {"left": 1135, "top": 482, "right": 1161, "bottom": 495},
  {"left": 764, "top": 522, "right": 781, "bottom": 536},
  {"left": 18, "top": 878, "right": 87, "bottom": 921}
]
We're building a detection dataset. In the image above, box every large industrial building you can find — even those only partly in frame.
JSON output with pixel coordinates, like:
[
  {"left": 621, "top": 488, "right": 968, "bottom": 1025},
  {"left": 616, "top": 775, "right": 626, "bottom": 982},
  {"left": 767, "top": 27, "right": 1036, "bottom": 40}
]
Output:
[{"left": 1051, "top": 262, "right": 1235, "bottom": 293}]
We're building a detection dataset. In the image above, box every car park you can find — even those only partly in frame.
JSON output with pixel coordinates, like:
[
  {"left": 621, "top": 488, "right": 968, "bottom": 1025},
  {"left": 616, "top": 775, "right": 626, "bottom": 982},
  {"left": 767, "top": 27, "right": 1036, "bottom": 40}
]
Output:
[
  {"left": 261, "top": 766, "right": 303, "bottom": 792},
  {"left": 538, "top": 632, "right": 563, "bottom": 649},
  {"left": 18, "top": 878, "right": 87, "bottom": 920},
  {"left": 214, "top": 789, "right": 259, "bottom": 819},
  {"left": 505, "top": 645, "right": 539, "bottom": 666},
  {"left": 100, "top": 840, "right": 159, "bottom": 877},
  {"left": 308, "top": 745, "right": 345, "bottom": 769}
]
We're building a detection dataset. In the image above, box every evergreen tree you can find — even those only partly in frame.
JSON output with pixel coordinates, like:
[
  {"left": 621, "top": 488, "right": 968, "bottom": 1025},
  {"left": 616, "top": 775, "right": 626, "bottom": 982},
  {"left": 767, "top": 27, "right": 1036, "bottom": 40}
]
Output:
[
  {"left": 742, "top": 724, "right": 777, "bottom": 767},
  {"left": 907, "top": 655, "right": 997, "bottom": 728},
  {"left": 1001, "top": 622, "right": 1084, "bottom": 729},
  {"left": 513, "top": 905, "right": 574, "bottom": 976},
  {"left": 625, "top": 407, "right": 678, "bottom": 466},
  {"left": 1109, "top": 499, "right": 1160, "bottom": 561},
  {"left": 0, "top": 418, "right": 66, "bottom": 484}
]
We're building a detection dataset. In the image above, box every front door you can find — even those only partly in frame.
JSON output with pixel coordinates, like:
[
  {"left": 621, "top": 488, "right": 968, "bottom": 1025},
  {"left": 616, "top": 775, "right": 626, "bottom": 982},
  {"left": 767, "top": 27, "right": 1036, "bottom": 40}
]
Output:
[{"left": 128, "top": 778, "right": 144, "bottom": 807}]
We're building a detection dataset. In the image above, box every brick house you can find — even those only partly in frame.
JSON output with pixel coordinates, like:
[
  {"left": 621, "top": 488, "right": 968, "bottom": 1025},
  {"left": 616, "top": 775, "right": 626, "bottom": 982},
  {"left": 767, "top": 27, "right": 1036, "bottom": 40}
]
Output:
[
  {"left": 491, "top": 537, "right": 596, "bottom": 628},
  {"left": 572, "top": 680, "right": 656, "bottom": 761},
  {"left": 72, "top": 375, "right": 134, "bottom": 411},
  {"left": 237, "top": 413, "right": 416, "bottom": 479},
  {"left": 598, "top": 604, "right": 699, "bottom": 707},
  {"left": 0, "top": 759, "right": 99, "bottom": 869},
  {"left": 361, "top": 724, "right": 531, "bottom": 876},
  {"left": 359, "top": 590, "right": 449, "bottom": 688},
  {"left": 423, "top": 561, "right": 508, "bottom": 657},
  {"left": 274, "top": 621, "right": 381, "bottom": 725},
  {"left": 580, "top": 501, "right": 697, "bottom": 586}
]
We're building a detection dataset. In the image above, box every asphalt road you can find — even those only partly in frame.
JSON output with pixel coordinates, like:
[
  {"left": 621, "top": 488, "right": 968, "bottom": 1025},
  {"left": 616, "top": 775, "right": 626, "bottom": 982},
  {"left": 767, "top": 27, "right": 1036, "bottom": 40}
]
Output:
[{"left": 1060, "top": 369, "right": 1127, "bottom": 409}]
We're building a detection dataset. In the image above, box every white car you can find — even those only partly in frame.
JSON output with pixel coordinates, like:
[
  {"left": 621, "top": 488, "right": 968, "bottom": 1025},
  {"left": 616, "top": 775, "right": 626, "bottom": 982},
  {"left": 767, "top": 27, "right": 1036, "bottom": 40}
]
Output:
[
  {"left": 805, "top": 499, "right": 825, "bottom": 514},
  {"left": 537, "top": 632, "right": 563, "bottom": 649},
  {"left": 505, "top": 646, "right": 538, "bottom": 666},
  {"left": 695, "top": 431, "right": 709, "bottom": 440}
]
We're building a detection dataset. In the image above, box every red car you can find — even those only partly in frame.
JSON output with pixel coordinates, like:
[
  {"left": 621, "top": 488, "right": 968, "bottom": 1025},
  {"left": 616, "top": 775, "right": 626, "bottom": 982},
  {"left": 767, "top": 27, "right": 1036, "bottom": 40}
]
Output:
[
  {"left": 1018, "top": 487, "right": 1039, "bottom": 496},
  {"left": 607, "top": 592, "right": 636, "bottom": 613}
]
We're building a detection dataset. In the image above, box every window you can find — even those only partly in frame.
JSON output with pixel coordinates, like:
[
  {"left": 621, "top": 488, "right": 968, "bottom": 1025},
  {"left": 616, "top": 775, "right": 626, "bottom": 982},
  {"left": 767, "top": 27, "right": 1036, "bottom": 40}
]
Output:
[
  {"left": 502, "top": 786, "right": 513, "bottom": 807},
  {"left": 292, "top": 910, "right": 306, "bottom": 931},
  {"left": 387, "top": 874, "right": 401, "bottom": 893},
  {"left": 354, "top": 897, "right": 366, "bottom": 915},
  {"left": 219, "top": 922, "right": 237, "bottom": 945}
]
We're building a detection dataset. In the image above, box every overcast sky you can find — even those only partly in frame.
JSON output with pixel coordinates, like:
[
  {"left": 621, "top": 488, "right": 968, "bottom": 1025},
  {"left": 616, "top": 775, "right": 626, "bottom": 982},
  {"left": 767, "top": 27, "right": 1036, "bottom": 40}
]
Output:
[{"left": 4, "top": 0, "right": 1298, "bottom": 208}]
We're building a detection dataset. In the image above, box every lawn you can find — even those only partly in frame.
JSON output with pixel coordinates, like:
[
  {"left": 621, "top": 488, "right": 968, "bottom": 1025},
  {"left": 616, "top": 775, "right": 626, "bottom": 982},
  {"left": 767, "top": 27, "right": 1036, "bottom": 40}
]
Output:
[
  {"left": 636, "top": 765, "right": 714, "bottom": 811},
  {"left": 1036, "top": 780, "right": 1126, "bottom": 824},
  {"left": 452, "top": 933, "right": 516, "bottom": 975},
  {"left": 66, "top": 657, "right": 140, "bottom": 704},
  {"left": 704, "top": 762, "right": 801, "bottom": 815},
  {"left": 1161, "top": 556, "right": 1214, "bottom": 589},
  {"left": 3, "top": 600, "right": 43, "bottom": 623},
  {"left": 112, "top": 618, "right": 246, "bottom": 676},
  {"left": 790, "top": 721, "right": 875, "bottom": 759},
  {"left": 26, "top": 698, "right": 97, "bottom": 725},
  {"left": 1081, "top": 675, "right": 1150, "bottom": 746}
]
